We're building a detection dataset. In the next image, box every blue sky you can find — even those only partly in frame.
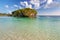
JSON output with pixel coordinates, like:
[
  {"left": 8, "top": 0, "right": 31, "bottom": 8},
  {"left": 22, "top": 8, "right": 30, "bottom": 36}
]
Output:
[{"left": 0, "top": 0, "right": 60, "bottom": 15}]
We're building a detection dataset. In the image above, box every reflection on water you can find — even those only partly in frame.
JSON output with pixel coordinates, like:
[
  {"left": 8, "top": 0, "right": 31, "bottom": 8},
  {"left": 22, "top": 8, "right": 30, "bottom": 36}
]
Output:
[{"left": 0, "top": 16, "right": 60, "bottom": 40}]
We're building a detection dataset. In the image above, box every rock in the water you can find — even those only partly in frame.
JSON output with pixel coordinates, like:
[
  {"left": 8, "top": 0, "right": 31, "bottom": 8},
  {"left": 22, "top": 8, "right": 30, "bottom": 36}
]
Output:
[{"left": 12, "top": 8, "right": 37, "bottom": 18}]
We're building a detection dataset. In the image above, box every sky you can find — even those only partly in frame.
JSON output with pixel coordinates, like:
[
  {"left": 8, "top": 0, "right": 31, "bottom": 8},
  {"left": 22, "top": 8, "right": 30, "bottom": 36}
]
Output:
[{"left": 0, "top": 0, "right": 60, "bottom": 15}]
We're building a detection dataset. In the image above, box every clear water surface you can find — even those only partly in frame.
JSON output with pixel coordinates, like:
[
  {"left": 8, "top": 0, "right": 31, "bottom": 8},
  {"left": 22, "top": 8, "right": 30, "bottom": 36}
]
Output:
[{"left": 0, "top": 16, "right": 60, "bottom": 40}]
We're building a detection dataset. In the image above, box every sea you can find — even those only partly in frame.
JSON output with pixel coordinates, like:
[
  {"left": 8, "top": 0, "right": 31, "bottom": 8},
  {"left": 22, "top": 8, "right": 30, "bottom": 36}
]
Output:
[{"left": 0, "top": 16, "right": 60, "bottom": 40}]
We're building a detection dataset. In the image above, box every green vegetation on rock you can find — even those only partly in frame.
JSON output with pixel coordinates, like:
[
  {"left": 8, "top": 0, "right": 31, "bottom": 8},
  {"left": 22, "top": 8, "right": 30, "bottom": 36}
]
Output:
[{"left": 12, "top": 8, "right": 37, "bottom": 17}]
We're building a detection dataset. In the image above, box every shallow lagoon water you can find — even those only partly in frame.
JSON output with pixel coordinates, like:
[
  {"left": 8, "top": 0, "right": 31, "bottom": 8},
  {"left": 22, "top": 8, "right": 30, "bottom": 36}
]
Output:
[{"left": 0, "top": 16, "right": 60, "bottom": 40}]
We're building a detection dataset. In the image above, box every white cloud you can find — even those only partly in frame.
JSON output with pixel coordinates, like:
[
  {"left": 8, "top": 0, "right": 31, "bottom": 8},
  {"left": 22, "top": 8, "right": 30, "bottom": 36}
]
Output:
[
  {"left": 30, "top": 0, "right": 60, "bottom": 9},
  {"left": 20, "top": 0, "right": 53, "bottom": 9},
  {"left": 20, "top": 0, "right": 41, "bottom": 9},
  {"left": 28, "top": 4, "right": 32, "bottom": 8},
  {"left": 20, "top": 1, "right": 32, "bottom": 8},
  {"left": 30, "top": 0, "right": 40, "bottom": 9},
  {"left": 14, "top": 5, "right": 18, "bottom": 8},
  {"left": 44, "top": 1, "right": 60, "bottom": 8},
  {"left": 30, "top": 0, "right": 40, "bottom": 4},
  {"left": 40, "top": 0, "right": 47, "bottom": 3},
  {"left": 20, "top": 1, "right": 28, "bottom": 6},
  {"left": 5, "top": 5, "right": 9, "bottom": 8},
  {"left": 44, "top": 0, "right": 53, "bottom": 8},
  {"left": 47, "top": 0, "right": 53, "bottom": 4}
]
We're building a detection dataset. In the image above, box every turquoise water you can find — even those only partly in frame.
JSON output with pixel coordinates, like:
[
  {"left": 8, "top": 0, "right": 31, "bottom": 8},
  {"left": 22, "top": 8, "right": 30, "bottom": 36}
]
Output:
[{"left": 0, "top": 16, "right": 60, "bottom": 40}]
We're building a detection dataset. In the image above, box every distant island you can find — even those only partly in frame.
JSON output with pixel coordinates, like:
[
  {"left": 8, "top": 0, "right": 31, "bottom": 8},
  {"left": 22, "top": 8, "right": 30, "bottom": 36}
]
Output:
[
  {"left": 0, "top": 13, "right": 12, "bottom": 16},
  {"left": 0, "top": 8, "right": 37, "bottom": 18}
]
